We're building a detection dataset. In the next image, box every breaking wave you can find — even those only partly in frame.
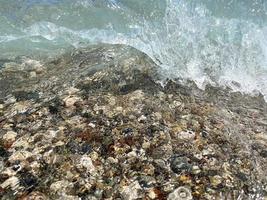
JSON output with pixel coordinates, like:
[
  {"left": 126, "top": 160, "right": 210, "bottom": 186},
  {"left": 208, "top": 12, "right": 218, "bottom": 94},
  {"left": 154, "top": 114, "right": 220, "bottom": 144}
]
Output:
[{"left": 0, "top": 0, "right": 267, "bottom": 99}]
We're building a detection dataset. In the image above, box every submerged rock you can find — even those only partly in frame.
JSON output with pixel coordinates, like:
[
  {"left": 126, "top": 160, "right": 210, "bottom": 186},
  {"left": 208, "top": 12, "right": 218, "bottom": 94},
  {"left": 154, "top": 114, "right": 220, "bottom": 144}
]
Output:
[{"left": 0, "top": 44, "right": 266, "bottom": 199}]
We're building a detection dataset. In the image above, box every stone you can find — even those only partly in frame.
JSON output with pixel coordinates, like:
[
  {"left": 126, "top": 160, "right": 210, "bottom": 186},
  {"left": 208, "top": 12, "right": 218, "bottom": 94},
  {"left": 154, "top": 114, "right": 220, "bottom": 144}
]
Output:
[
  {"left": 3, "top": 131, "right": 17, "bottom": 143},
  {"left": 12, "top": 101, "right": 31, "bottom": 114},
  {"left": 202, "top": 148, "right": 214, "bottom": 156},
  {"left": 0, "top": 160, "right": 4, "bottom": 171},
  {"left": 129, "top": 90, "right": 145, "bottom": 101},
  {"left": 138, "top": 115, "right": 147, "bottom": 122},
  {"left": 210, "top": 175, "right": 223, "bottom": 187},
  {"left": 66, "top": 87, "right": 80, "bottom": 95},
  {"left": 0, "top": 146, "right": 8, "bottom": 158},
  {"left": 11, "top": 136, "right": 30, "bottom": 148},
  {"left": 63, "top": 96, "right": 81, "bottom": 107},
  {"left": 19, "top": 170, "right": 38, "bottom": 189},
  {"left": 1, "top": 176, "right": 20, "bottom": 190},
  {"left": 89, "top": 123, "right": 96, "bottom": 128},
  {"left": 50, "top": 180, "right": 71, "bottom": 193},
  {"left": 4, "top": 96, "right": 16, "bottom": 104},
  {"left": 107, "top": 157, "right": 118, "bottom": 164},
  {"left": 8, "top": 151, "right": 33, "bottom": 163},
  {"left": 30, "top": 71, "right": 37, "bottom": 78},
  {"left": 170, "top": 156, "right": 192, "bottom": 174},
  {"left": 80, "top": 155, "right": 96, "bottom": 174},
  {"left": 21, "top": 191, "right": 48, "bottom": 200},
  {"left": 192, "top": 165, "right": 201, "bottom": 174},
  {"left": 80, "top": 143, "right": 92, "bottom": 154},
  {"left": 168, "top": 186, "right": 193, "bottom": 200},
  {"left": 177, "top": 131, "right": 195, "bottom": 140},
  {"left": 260, "top": 150, "right": 267, "bottom": 158},
  {"left": 147, "top": 188, "right": 157, "bottom": 199},
  {"left": 121, "top": 181, "right": 142, "bottom": 200}
]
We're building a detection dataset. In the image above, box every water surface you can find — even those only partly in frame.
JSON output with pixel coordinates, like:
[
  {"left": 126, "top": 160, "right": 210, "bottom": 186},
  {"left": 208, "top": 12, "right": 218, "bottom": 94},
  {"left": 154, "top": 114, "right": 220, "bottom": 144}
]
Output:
[{"left": 0, "top": 0, "right": 267, "bottom": 99}]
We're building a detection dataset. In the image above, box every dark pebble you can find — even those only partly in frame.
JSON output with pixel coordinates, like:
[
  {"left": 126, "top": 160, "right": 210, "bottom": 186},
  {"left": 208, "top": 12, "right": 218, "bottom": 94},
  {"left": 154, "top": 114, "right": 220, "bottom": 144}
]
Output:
[
  {"left": 200, "top": 130, "right": 209, "bottom": 138},
  {"left": 0, "top": 146, "right": 8, "bottom": 158},
  {"left": 48, "top": 97, "right": 63, "bottom": 114},
  {"left": 119, "top": 84, "right": 136, "bottom": 95},
  {"left": 206, "top": 170, "right": 219, "bottom": 176},
  {"left": 122, "top": 127, "right": 133, "bottom": 136},
  {"left": 12, "top": 164, "right": 21, "bottom": 171},
  {"left": 0, "top": 174, "right": 9, "bottom": 183},
  {"left": 236, "top": 172, "right": 248, "bottom": 182},
  {"left": 82, "top": 112, "right": 93, "bottom": 119},
  {"left": 48, "top": 105, "right": 59, "bottom": 114},
  {"left": 170, "top": 156, "right": 192, "bottom": 174},
  {"left": 66, "top": 140, "right": 80, "bottom": 154},
  {"left": 80, "top": 143, "right": 92, "bottom": 154},
  {"left": 137, "top": 176, "right": 155, "bottom": 188},
  {"left": 147, "top": 125, "right": 160, "bottom": 137},
  {"left": 13, "top": 91, "right": 39, "bottom": 101},
  {"left": 259, "top": 150, "right": 267, "bottom": 158},
  {"left": 18, "top": 170, "right": 38, "bottom": 190}
]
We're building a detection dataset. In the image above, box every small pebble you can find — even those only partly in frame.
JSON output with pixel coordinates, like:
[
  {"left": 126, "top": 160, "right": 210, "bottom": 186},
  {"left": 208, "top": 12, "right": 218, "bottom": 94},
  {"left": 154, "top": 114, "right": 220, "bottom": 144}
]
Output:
[{"left": 168, "top": 186, "right": 193, "bottom": 200}]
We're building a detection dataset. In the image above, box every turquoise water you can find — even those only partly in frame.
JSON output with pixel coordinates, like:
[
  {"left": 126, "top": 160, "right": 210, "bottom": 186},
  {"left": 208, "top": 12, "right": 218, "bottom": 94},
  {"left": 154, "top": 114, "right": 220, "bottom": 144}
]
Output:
[{"left": 0, "top": 0, "right": 267, "bottom": 99}]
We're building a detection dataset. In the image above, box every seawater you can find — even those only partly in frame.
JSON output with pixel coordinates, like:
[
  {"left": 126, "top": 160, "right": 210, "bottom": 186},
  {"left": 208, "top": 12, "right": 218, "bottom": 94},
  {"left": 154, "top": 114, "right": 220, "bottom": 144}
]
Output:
[{"left": 0, "top": 0, "right": 267, "bottom": 99}]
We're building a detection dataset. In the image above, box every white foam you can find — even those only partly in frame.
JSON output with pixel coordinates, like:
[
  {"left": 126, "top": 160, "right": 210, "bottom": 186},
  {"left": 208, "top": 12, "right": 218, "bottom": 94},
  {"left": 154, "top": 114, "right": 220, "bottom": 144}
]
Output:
[{"left": 1, "top": 0, "right": 267, "bottom": 100}]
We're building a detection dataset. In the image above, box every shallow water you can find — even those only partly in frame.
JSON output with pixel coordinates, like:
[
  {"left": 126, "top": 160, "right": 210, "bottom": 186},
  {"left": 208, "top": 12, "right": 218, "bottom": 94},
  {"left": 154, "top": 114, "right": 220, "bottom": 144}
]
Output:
[{"left": 0, "top": 0, "right": 267, "bottom": 99}]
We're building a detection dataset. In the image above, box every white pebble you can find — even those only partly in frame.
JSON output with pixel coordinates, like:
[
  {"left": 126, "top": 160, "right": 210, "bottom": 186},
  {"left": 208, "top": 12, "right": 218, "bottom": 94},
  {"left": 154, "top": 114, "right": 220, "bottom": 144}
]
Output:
[
  {"left": 168, "top": 186, "right": 193, "bottom": 200},
  {"left": 63, "top": 96, "right": 81, "bottom": 107},
  {"left": 1, "top": 176, "right": 19, "bottom": 190},
  {"left": 121, "top": 181, "right": 141, "bottom": 200},
  {"left": 3, "top": 131, "right": 17, "bottom": 143},
  {"left": 80, "top": 155, "right": 96, "bottom": 174}
]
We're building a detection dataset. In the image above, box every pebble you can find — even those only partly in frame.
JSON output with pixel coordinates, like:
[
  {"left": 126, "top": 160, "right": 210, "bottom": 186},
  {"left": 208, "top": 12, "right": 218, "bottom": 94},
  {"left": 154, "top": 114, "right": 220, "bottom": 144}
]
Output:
[
  {"left": 1, "top": 176, "right": 20, "bottom": 190},
  {"left": 169, "top": 100, "right": 182, "bottom": 109},
  {"left": 89, "top": 122, "right": 96, "bottom": 128},
  {"left": 210, "top": 175, "right": 223, "bottom": 187},
  {"left": 170, "top": 156, "right": 192, "bottom": 174},
  {"left": 168, "top": 186, "right": 193, "bottom": 200},
  {"left": 4, "top": 96, "right": 16, "bottom": 104},
  {"left": 80, "top": 155, "right": 96, "bottom": 174},
  {"left": 8, "top": 151, "right": 33, "bottom": 163},
  {"left": 11, "top": 136, "right": 30, "bottom": 148},
  {"left": 30, "top": 71, "right": 37, "bottom": 78},
  {"left": 50, "top": 180, "right": 71, "bottom": 193},
  {"left": 138, "top": 115, "right": 147, "bottom": 122},
  {"left": 147, "top": 188, "right": 158, "bottom": 199},
  {"left": 12, "top": 102, "right": 30, "bottom": 114},
  {"left": 192, "top": 165, "right": 201, "bottom": 174},
  {"left": 128, "top": 90, "right": 145, "bottom": 102},
  {"left": 177, "top": 131, "right": 195, "bottom": 140},
  {"left": 202, "top": 148, "right": 214, "bottom": 156},
  {"left": 121, "top": 181, "right": 141, "bottom": 200},
  {"left": 22, "top": 191, "right": 48, "bottom": 200},
  {"left": 63, "top": 96, "right": 81, "bottom": 107},
  {"left": 19, "top": 171, "right": 38, "bottom": 188},
  {"left": 107, "top": 157, "right": 118, "bottom": 164},
  {"left": 66, "top": 87, "right": 80, "bottom": 95},
  {"left": 260, "top": 150, "right": 267, "bottom": 158},
  {"left": 2, "top": 131, "right": 17, "bottom": 143},
  {"left": 0, "top": 160, "right": 4, "bottom": 171}
]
